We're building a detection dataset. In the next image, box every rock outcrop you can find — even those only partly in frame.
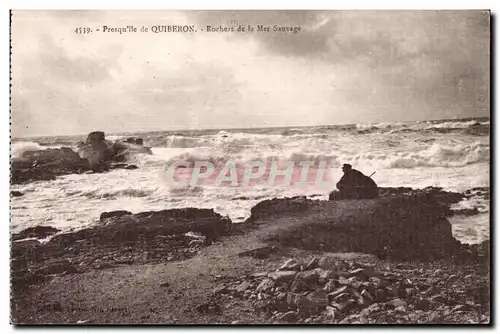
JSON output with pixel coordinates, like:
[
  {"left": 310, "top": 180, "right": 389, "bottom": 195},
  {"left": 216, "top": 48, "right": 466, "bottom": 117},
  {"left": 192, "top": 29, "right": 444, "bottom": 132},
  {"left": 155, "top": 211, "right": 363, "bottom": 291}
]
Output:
[
  {"left": 12, "top": 226, "right": 60, "bottom": 241},
  {"left": 11, "top": 208, "right": 232, "bottom": 291},
  {"left": 11, "top": 131, "right": 152, "bottom": 184},
  {"left": 254, "top": 194, "right": 461, "bottom": 260},
  {"left": 11, "top": 147, "right": 92, "bottom": 184}
]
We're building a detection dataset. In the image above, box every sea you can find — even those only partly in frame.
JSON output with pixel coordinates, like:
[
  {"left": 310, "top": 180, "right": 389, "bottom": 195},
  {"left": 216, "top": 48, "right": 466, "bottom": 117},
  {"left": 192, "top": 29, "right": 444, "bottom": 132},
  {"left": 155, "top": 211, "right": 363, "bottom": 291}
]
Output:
[{"left": 10, "top": 117, "right": 490, "bottom": 245}]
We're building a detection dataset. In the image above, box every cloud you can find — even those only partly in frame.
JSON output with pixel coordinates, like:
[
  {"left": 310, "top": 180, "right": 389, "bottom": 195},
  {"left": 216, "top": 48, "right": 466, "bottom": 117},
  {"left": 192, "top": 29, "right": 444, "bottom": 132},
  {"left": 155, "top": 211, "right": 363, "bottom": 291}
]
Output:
[{"left": 10, "top": 10, "right": 490, "bottom": 137}]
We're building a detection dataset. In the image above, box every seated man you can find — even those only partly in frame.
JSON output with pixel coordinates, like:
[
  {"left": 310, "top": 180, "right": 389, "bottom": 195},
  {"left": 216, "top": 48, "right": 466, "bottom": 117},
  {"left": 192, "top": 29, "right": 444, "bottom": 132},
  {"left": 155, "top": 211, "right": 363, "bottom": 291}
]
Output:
[{"left": 335, "top": 164, "right": 379, "bottom": 199}]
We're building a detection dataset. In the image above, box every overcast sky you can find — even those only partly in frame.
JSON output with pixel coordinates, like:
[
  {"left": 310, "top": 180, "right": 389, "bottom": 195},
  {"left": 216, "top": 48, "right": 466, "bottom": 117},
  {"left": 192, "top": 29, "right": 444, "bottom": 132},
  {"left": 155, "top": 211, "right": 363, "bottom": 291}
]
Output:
[{"left": 11, "top": 10, "right": 490, "bottom": 137}]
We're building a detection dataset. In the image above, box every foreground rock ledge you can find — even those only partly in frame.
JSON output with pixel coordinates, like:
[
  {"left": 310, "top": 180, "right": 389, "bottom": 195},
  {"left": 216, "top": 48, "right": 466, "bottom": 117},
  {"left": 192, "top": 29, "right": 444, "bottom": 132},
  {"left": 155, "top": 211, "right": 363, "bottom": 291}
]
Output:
[
  {"left": 10, "top": 193, "right": 489, "bottom": 324},
  {"left": 11, "top": 208, "right": 232, "bottom": 291}
]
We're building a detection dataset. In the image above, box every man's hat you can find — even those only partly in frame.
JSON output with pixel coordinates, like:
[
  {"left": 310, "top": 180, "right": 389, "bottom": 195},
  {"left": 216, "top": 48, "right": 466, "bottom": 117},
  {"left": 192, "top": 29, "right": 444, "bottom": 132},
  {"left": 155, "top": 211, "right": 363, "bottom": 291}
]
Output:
[{"left": 342, "top": 164, "right": 352, "bottom": 169}]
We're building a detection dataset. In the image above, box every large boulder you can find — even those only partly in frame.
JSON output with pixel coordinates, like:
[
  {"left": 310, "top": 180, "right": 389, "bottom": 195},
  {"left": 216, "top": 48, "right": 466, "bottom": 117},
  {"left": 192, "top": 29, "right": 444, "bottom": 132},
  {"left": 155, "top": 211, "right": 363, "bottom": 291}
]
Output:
[
  {"left": 78, "top": 131, "right": 113, "bottom": 168},
  {"left": 262, "top": 194, "right": 461, "bottom": 260},
  {"left": 78, "top": 132, "right": 152, "bottom": 164},
  {"left": 246, "top": 196, "right": 310, "bottom": 223},
  {"left": 11, "top": 147, "right": 92, "bottom": 184}
]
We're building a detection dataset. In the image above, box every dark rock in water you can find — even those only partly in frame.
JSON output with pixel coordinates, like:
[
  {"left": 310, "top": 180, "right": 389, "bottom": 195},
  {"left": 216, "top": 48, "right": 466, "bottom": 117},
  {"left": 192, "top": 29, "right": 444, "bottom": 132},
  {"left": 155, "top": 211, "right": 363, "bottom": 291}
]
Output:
[
  {"left": 10, "top": 191, "right": 24, "bottom": 197},
  {"left": 125, "top": 164, "right": 139, "bottom": 170},
  {"left": 465, "top": 123, "right": 489, "bottom": 136},
  {"left": 264, "top": 194, "right": 461, "bottom": 260},
  {"left": 111, "top": 140, "right": 153, "bottom": 160},
  {"left": 13, "top": 131, "right": 152, "bottom": 185},
  {"left": 11, "top": 147, "right": 92, "bottom": 184},
  {"left": 124, "top": 137, "right": 144, "bottom": 146},
  {"left": 99, "top": 210, "right": 132, "bottom": 221},
  {"left": 12, "top": 226, "right": 60, "bottom": 241},
  {"left": 85, "top": 131, "right": 106, "bottom": 145},
  {"left": 376, "top": 187, "right": 464, "bottom": 210}
]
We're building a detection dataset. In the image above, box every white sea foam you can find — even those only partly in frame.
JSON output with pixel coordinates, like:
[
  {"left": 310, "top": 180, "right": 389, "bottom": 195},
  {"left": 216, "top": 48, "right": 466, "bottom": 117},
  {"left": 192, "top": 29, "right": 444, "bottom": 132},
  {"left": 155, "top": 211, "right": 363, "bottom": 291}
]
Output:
[
  {"left": 10, "top": 119, "right": 490, "bottom": 243},
  {"left": 11, "top": 141, "right": 47, "bottom": 159}
]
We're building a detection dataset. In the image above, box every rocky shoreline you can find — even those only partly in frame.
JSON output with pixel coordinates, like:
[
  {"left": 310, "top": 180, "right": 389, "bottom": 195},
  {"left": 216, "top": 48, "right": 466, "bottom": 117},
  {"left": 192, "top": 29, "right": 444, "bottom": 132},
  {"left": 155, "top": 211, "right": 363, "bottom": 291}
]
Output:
[
  {"left": 10, "top": 186, "right": 490, "bottom": 324},
  {"left": 11, "top": 131, "right": 151, "bottom": 185}
]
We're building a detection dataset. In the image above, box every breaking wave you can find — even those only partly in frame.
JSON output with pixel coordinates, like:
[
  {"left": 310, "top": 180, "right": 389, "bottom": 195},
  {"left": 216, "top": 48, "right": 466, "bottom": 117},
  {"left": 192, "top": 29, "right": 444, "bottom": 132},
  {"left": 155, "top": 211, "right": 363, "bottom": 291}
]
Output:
[
  {"left": 11, "top": 141, "right": 47, "bottom": 159},
  {"left": 359, "top": 142, "right": 489, "bottom": 169}
]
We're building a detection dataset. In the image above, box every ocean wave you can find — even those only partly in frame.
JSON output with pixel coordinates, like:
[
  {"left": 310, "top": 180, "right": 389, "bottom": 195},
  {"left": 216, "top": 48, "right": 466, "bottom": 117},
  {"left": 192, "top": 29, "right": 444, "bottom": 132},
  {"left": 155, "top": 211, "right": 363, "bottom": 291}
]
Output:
[
  {"left": 374, "top": 142, "right": 489, "bottom": 168},
  {"left": 11, "top": 141, "right": 48, "bottom": 159},
  {"left": 82, "top": 188, "right": 154, "bottom": 200}
]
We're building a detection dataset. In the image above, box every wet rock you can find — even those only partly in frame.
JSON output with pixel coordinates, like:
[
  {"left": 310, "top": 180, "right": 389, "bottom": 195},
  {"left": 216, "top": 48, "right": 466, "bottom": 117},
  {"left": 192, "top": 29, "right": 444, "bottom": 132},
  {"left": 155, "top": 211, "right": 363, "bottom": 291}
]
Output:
[
  {"left": 99, "top": 210, "right": 132, "bottom": 221},
  {"left": 12, "top": 226, "right": 60, "bottom": 241}
]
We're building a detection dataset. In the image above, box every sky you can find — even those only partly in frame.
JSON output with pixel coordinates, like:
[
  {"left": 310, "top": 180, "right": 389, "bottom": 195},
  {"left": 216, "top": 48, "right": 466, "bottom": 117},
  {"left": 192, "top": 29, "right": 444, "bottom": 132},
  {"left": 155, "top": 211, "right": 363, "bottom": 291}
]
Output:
[{"left": 11, "top": 10, "right": 490, "bottom": 137}]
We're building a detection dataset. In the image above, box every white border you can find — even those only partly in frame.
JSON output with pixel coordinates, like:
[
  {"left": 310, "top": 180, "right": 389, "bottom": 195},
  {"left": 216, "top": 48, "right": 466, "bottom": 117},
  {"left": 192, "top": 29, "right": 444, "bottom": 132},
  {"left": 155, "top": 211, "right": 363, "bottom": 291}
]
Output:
[{"left": 2, "top": 1, "right": 496, "bottom": 333}]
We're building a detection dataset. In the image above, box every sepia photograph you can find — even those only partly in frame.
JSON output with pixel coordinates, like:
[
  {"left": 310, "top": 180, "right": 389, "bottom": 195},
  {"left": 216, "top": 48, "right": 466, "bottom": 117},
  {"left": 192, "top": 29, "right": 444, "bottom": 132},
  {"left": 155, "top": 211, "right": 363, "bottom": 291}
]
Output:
[{"left": 9, "top": 10, "right": 490, "bottom": 325}]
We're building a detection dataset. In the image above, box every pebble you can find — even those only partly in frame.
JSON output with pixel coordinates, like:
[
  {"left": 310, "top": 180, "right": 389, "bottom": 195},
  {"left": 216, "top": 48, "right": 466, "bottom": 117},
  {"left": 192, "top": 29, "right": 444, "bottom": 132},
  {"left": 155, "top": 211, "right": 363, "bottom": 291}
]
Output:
[
  {"left": 395, "top": 305, "right": 407, "bottom": 313},
  {"left": 236, "top": 281, "right": 252, "bottom": 293},
  {"left": 328, "top": 286, "right": 347, "bottom": 298},
  {"left": 324, "top": 306, "right": 337, "bottom": 319},
  {"left": 333, "top": 292, "right": 350, "bottom": 303},
  {"left": 451, "top": 304, "right": 467, "bottom": 312},
  {"left": 387, "top": 298, "right": 407, "bottom": 308},
  {"left": 268, "top": 271, "right": 297, "bottom": 282},
  {"left": 323, "top": 279, "right": 336, "bottom": 293},
  {"left": 415, "top": 298, "right": 431, "bottom": 311},
  {"left": 256, "top": 278, "right": 275, "bottom": 293}
]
